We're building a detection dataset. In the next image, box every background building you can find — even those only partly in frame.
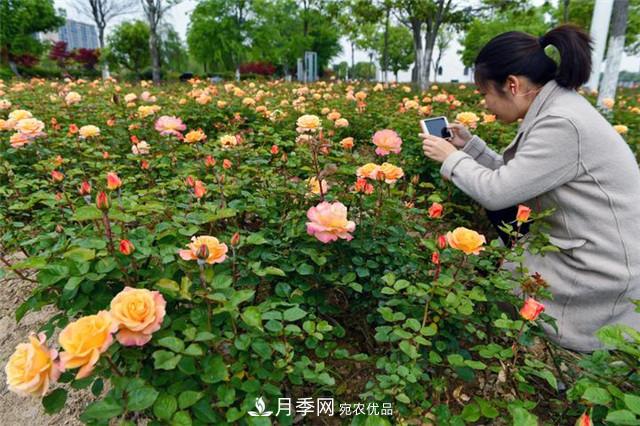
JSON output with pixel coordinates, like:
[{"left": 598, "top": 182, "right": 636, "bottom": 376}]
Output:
[{"left": 39, "top": 19, "right": 99, "bottom": 50}]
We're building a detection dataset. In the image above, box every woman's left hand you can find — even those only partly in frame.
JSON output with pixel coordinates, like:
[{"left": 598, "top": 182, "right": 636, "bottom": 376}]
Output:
[{"left": 420, "top": 133, "right": 458, "bottom": 163}]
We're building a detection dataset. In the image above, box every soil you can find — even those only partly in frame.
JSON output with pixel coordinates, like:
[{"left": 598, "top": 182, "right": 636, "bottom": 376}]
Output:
[{"left": 0, "top": 255, "right": 95, "bottom": 426}]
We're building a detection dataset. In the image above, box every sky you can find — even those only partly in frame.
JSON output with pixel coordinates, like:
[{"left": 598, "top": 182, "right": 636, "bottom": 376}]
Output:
[{"left": 54, "top": 0, "right": 639, "bottom": 82}]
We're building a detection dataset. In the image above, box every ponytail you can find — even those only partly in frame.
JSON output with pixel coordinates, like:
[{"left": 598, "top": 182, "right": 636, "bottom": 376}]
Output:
[{"left": 474, "top": 24, "right": 592, "bottom": 91}]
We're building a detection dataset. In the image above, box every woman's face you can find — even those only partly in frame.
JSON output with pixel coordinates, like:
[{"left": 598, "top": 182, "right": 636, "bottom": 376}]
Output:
[{"left": 479, "top": 81, "right": 522, "bottom": 124}]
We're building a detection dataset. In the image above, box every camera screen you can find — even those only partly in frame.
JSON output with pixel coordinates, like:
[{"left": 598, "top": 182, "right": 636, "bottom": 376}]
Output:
[{"left": 423, "top": 118, "right": 451, "bottom": 139}]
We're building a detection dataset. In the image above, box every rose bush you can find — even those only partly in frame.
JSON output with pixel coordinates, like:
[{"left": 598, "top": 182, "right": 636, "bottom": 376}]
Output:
[{"left": 0, "top": 77, "right": 638, "bottom": 425}]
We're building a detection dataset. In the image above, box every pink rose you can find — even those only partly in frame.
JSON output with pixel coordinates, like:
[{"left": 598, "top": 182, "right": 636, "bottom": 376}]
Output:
[
  {"left": 306, "top": 201, "right": 356, "bottom": 243},
  {"left": 372, "top": 129, "right": 402, "bottom": 156}
]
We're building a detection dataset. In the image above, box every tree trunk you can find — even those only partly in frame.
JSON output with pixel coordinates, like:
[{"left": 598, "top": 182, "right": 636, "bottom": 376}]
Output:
[
  {"left": 149, "top": 30, "right": 161, "bottom": 84},
  {"left": 351, "top": 40, "right": 355, "bottom": 78},
  {"left": 98, "top": 27, "right": 110, "bottom": 78},
  {"left": 597, "top": 0, "right": 628, "bottom": 108},
  {"left": 382, "top": 6, "right": 390, "bottom": 83},
  {"left": 563, "top": 0, "right": 570, "bottom": 22},
  {"left": 410, "top": 20, "right": 424, "bottom": 89}
]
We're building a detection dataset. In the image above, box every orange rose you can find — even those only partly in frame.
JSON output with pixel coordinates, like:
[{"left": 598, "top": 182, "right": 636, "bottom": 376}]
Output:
[
  {"left": 106, "top": 172, "right": 122, "bottom": 190},
  {"left": 519, "top": 298, "right": 545, "bottom": 321},
  {"left": 379, "top": 162, "right": 404, "bottom": 184},
  {"left": 110, "top": 287, "right": 166, "bottom": 346},
  {"left": 58, "top": 311, "right": 117, "bottom": 379},
  {"left": 428, "top": 202, "right": 443, "bottom": 218},
  {"left": 5, "top": 333, "right": 60, "bottom": 397},
  {"left": 184, "top": 129, "right": 207, "bottom": 143},
  {"left": 179, "top": 235, "right": 228, "bottom": 264},
  {"left": 356, "top": 163, "right": 380, "bottom": 180},
  {"left": 296, "top": 114, "right": 321, "bottom": 133},
  {"left": 516, "top": 205, "right": 531, "bottom": 223},
  {"left": 446, "top": 227, "right": 486, "bottom": 255}
]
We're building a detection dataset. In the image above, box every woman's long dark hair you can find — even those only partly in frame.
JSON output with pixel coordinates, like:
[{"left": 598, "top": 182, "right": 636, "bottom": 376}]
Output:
[{"left": 474, "top": 24, "right": 592, "bottom": 91}]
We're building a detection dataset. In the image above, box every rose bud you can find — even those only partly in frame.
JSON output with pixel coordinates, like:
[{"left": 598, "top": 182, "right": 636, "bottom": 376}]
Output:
[
  {"left": 102, "top": 151, "right": 109, "bottom": 159},
  {"left": 437, "top": 235, "right": 447, "bottom": 249},
  {"left": 130, "top": 135, "right": 139, "bottom": 144},
  {"left": 519, "top": 298, "right": 545, "bottom": 321},
  {"left": 270, "top": 145, "right": 279, "bottom": 155},
  {"left": 185, "top": 176, "right": 195, "bottom": 187},
  {"left": 106, "top": 172, "right": 122, "bottom": 190},
  {"left": 196, "top": 243, "right": 209, "bottom": 260},
  {"left": 223, "top": 159, "right": 232, "bottom": 169},
  {"left": 431, "top": 252, "right": 440, "bottom": 265},
  {"left": 141, "top": 160, "right": 149, "bottom": 169},
  {"left": 204, "top": 155, "right": 216, "bottom": 168},
  {"left": 51, "top": 170, "right": 64, "bottom": 182},
  {"left": 428, "top": 202, "right": 443, "bottom": 219},
  {"left": 96, "top": 191, "right": 110, "bottom": 210},
  {"left": 119, "top": 239, "right": 135, "bottom": 255},
  {"left": 78, "top": 181, "right": 91, "bottom": 196},
  {"left": 230, "top": 232, "right": 240, "bottom": 246},
  {"left": 516, "top": 204, "right": 531, "bottom": 223}
]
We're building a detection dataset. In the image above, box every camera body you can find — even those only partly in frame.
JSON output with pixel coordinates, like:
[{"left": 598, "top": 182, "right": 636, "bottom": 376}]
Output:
[{"left": 420, "top": 116, "right": 452, "bottom": 140}]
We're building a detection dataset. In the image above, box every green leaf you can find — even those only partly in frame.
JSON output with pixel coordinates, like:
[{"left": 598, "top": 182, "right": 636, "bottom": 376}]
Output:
[
  {"left": 153, "top": 393, "right": 177, "bottom": 420},
  {"left": 404, "top": 319, "right": 421, "bottom": 332},
  {"left": 202, "top": 355, "right": 229, "bottom": 383},
  {"left": 605, "top": 410, "right": 638, "bottom": 425},
  {"left": 583, "top": 387, "right": 612, "bottom": 406},
  {"left": 178, "top": 391, "right": 204, "bottom": 410},
  {"left": 283, "top": 306, "right": 307, "bottom": 322},
  {"left": 508, "top": 406, "right": 538, "bottom": 426},
  {"left": 94, "top": 257, "right": 117, "bottom": 274},
  {"left": 260, "top": 266, "right": 286, "bottom": 277},
  {"left": 475, "top": 398, "right": 499, "bottom": 419},
  {"left": 10, "top": 256, "right": 47, "bottom": 270},
  {"left": 157, "top": 336, "right": 185, "bottom": 353},
  {"left": 625, "top": 394, "right": 640, "bottom": 415},
  {"left": 246, "top": 233, "right": 268, "bottom": 245},
  {"left": 230, "top": 289, "right": 255, "bottom": 306},
  {"left": 172, "top": 410, "right": 193, "bottom": 426},
  {"left": 399, "top": 340, "right": 419, "bottom": 359},
  {"left": 155, "top": 278, "right": 180, "bottom": 297},
  {"left": 395, "top": 393, "right": 410, "bottom": 404},
  {"left": 80, "top": 396, "right": 124, "bottom": 421},
  {"left": 242, "top": 306, "right": 263, "bottom": 330},
  {"left": 461, "top": 402, "right": 481, "bottom": 422},
  {"left": 127, "top": 385, "right": 159, "bottom": 411},
  {"left": 38, "top": 264, "right": 69, "bottom": 286},
  {"left": 296, "top": 263, "right": 314, "bottom": 275},
  {"left": 63, "top": 248, "right": 96, "bottom": 262},
  {"left": 152, "top": 350, "right": 182, "bottom": 370},
  {"left": 183, "top": 343, "right": 204, "bottom": 356},
  {"left": 73, "top": 205, "right": 103, "bottom": 221},
  {"left": 42, "top": 388, "right": 67, "bottom": 414},
  {"left": 211, "top": 274, "right": 232, "bottom": 289}
]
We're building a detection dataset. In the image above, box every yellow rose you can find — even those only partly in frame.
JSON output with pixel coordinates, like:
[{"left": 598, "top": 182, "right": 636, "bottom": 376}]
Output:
[
  {"left": 15, "top": 118, "right": 45, "bottom": 136},
  {"left": 183, "top": 129, "right": 207, "bottom": 143},
  {"left": 446, "top": 227, "right": 486, "bottom": 255},
  {"left": 79, "top": 125, "right": 100, "bottom": 139},
  {"left": 219, "top": 134, "right": 238, "bottom": 148},
  {"left": 8, "top": 109, "right": 32, "bottom": 121},
  {"left": 5, "top": 333, "right": 60, "bottom": 397},
  {"left": 110, "top": 287, "right": 166, "bottom": 346},
  {"left": 356, "top": 163, "right": 381, "bottom": 180},
  {"left": 306, "top": 176, "right": 329, "bottom": 195},
  {"left": 296, "top": 114, "right": 321, "bottom": 132},
  {"left": 124, "top": 93, "right": 137, "bottom": 103},
  {"left": 65, "top": 91, "right": 82, "bottom": 105},
  {"left": 601, "top": 98, "right": 614, "bottom": 109},
  {"left": 58, "top": 311, "right": 117, "bottom": 379},
  {"left": 455, "top": 112, "right": 480, "bottom": 129},
  {"left": 379, "top": 162, "right": 404, "bottom": 183},
  {"left": 613, "top": 124, "right": 628, "bottom": 134}
]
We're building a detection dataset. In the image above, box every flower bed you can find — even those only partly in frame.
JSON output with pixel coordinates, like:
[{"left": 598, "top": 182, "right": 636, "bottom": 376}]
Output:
[{"left": 0, "top": 77, "right": 638, "bottom": 425}]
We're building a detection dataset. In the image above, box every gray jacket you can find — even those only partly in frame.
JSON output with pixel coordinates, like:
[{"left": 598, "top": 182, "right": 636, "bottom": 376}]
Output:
[{"left": 440, "top": 79, "right": 640, "bottom": 352}]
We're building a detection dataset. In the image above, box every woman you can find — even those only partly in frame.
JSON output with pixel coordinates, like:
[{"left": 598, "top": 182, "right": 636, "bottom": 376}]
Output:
[{"left": 421, "top": 24, "right": 640, "bottom": 352}]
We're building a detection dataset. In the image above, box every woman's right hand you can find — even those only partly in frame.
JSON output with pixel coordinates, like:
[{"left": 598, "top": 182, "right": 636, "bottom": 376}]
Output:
[{"left": 447, "top": 123, "right": 473, "bottom": 148}]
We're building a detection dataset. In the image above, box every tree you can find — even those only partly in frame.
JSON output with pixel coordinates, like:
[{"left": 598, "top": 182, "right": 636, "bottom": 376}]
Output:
[
  {"left": 141, "top": 0, "right": 181, "bottom": 83},
  {"left": 376, "top": 25, "right": 413, "bottom": 82},
  {"left": 49, "top": 41, "right": 73, "bottom": 73},
  {"left": 432, "top": 24, "right": 453, "bottom": 82},
  {"left": 460, "top": 4, "right": 550, "bottom": 67},
  {"left": 0, "top": 0, "right": 65, "bottom": 74},
  {"left": 187, "top": 0, "right": 251, "bottom": 78},
  {"left": 395, "top": 0, "right": 468, "bottom": 90},
  {"left": 598, "top": 0, "right": 629, "bottom": 108},
  {"left": 73, "top": 0, "right": 138, "bottom": 77},
  {"left": 74, "top": 48, "right": 101, "bottom": 70},
  {"left": 160, "top": 24, "right": 189, "bottom": 72},
  {"left": 107, "top": 20, "right": 151, "bottom": 77}
]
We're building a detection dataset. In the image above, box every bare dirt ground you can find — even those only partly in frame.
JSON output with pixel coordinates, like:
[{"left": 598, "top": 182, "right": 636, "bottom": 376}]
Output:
[{"left": 0, "top": 256, "right": 95, "bottom": 426}]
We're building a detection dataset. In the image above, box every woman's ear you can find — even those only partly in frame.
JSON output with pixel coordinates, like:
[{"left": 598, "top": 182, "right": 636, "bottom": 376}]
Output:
[{"left": 506, "top": 75, "right": 518, "bottom": 96}]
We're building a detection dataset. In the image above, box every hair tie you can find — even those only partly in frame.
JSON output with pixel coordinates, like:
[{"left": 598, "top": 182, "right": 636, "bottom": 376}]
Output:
[{"left": 538, "top": 35, "right": 547, "bottom": 47}]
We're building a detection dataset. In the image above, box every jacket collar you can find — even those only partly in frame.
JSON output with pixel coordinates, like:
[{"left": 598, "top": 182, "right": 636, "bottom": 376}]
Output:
[{"left": 518, "top": 79, "right": 562, "bottom": 134}]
